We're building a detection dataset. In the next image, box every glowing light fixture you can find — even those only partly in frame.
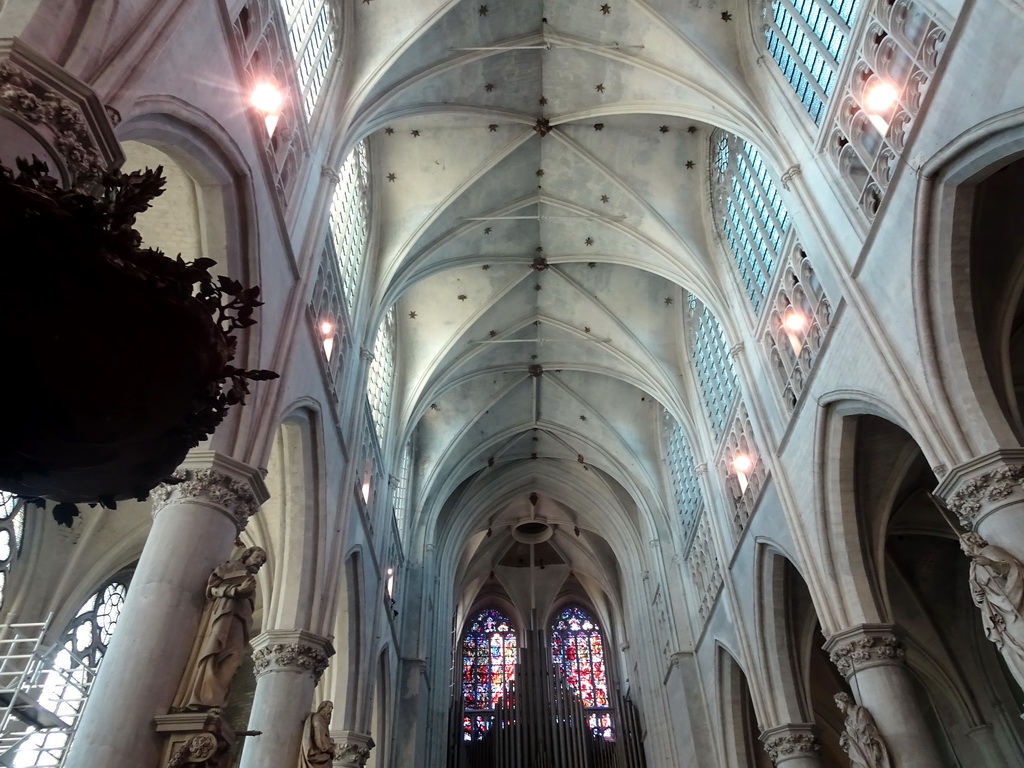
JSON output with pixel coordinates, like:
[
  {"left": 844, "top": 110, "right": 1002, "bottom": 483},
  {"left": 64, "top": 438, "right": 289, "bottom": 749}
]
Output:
[
  {"left": 732, "top": 453, "right": 753, "bottom": 494},
  {"left": 782, "top": 308, "right": 808, "bottom": 355},
  {"left": 320, "top": 319, "right": 335, "bottom": 360},
  {"left": 251, "top": 81, "right": 283, "bottom": 137},
  {"left": 387, "top": 567, "right": 395, "bottom": 597},
  {"left": 863, "top": 80, "right": 898, "bottom": 134}
]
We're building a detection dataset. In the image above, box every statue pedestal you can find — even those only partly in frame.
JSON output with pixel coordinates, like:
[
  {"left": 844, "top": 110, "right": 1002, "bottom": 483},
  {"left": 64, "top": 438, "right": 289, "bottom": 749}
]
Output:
[{"left": 154, "top": 709, "right": 237, "bottom": 767}]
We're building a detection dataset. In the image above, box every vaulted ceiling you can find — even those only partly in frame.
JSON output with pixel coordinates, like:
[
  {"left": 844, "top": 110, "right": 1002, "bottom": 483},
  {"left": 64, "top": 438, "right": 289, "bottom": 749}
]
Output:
[{"left": 340, "top": 0, "right": 772, "bottom": 611}]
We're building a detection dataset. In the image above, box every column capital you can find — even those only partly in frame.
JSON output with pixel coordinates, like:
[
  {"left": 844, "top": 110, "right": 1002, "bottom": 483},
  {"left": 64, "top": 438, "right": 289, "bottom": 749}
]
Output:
[
  {"left": 331, "top": 730, "right": 375, "bottom": 768},
  {"left": 934, "top": 449, "right": 1024, "bottom": 528},
  {"left": 780, "top": 165, "right": 802, "bottom": 191},
  {"left": 321, "top": 165, "right": 341, "bottom": 184},
  {"left": 824, "top": 623, "right": 905, "bottom": 679},
  {"left": 150, "top": 451, "right": 269, "bottom": 533},
  {"left": 360, "top": 346, "right": 375, "bottom": 363},
  {"left": 250, "top": 630, "right": 334, "bottom": 683},
  {"left": 760, "top": 723, "right": 821, "bottom": 765}
]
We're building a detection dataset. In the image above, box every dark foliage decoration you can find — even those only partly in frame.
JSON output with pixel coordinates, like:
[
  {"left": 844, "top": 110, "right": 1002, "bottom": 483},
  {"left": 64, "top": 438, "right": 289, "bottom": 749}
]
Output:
[{"left": 0, "top": 157, "right": 278, "bottom": 524}]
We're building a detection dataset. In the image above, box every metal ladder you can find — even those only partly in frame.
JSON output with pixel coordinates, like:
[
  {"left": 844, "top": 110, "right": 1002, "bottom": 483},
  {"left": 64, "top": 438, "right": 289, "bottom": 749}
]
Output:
[{"left": 0, "top": 615, "right": 95, "bottom": 767}]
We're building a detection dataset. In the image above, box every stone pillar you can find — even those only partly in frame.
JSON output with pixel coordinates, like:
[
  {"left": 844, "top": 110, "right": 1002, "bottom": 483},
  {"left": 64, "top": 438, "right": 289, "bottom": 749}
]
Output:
[
  {"left": 65, "top": 451, "right": 267, "bottom": 768},
  {"left": 937, "top": 448, "right": 1024, "bottom": 560},
  {"left": 238, "top": 630, "right": 334, "bottom": 768},
  {"left": 824, "top": 624, "right": 945, "bottom": 768},
  {"left": 331, "top": 730, "right": 374, "bottom": 768},
  {"left": 759, "top": 724, "right": 822, "bottom": 767}
]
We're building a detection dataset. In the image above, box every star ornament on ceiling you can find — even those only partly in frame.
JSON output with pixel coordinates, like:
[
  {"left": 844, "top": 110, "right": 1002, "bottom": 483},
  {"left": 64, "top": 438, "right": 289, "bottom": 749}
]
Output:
[
  {"left": 600, "top": 194, "right": 609, "bottom": 203},
  {"left": 410, "top": 129, "right": 420, "bottom": 137},
  {"left": 539, "top": 96, "right": 548, "bottom": 106},
  {"left": 721, "top": 10, "right": 732, "bottom": 21},
  {"left": 479, "top": 4, "right": 488, "bottom": 15},
  {"left": 585, "top": 237, "right": 594, "bottom": 246},
  {"left": 664, "top": 296, "right": 674, "bottom": 305},
  {"left": 408, "top": 311, "right": 417, "bottom": 319},
  {"left": 595, "top": 83, "right": 605, "bottom": 93},
  {"left": 484, "top": 83, "right": 495, "bottom": 92},
  {"left": 594, "top": 123, "right": 604, "bottom": 131},
  {"left": 384, "top": 126, "right": 394, "bottom": 135},
  {"left": 600, "top": 4, "right": 611, "bottom": 14},
  {"left": 659, "top": 125, "right": 669, "bottom": 133},
  {"left": 386, "top": 172, "right": 396, "bottom": 182},
  {"left": 484, "top": 227, "right": 492, "bottom": 234},
  {"left": 685, "top": 160, "right": 695, "bottom": 169},
  {"left": 488, "top": 123, "right": 498, "bottom": 132}
]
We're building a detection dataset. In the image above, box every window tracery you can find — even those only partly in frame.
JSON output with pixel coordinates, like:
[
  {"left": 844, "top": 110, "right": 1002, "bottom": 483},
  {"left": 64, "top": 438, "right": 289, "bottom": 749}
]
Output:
[
  {"left": 718, "top": 405, "right": 768, "bottom": 534},
  {"left": 687, "top": 294, "right": 739, "bottom": 442},
  {"left": 663, "top": 412, "right": 705, "bottom": 552},
  {"left": 14, "top": 570, "right": 132, "bottom": 766},
  {"left": 551, "top": 607, "right": 612, "bottom": 738},
  {"left": 0, "top": 493, "right": 24, "bottom": 610},
  {"left": 391, "top": 440, "right": 412, "bottom": 538},
  {"left": 711, "top": 131, "right": 791, "bottom": 313},
  {"left": 824, "top": 0, "right": 947, "bottom": 218},
  {"left": 461, "top": 608, "right": 517, "bottom": 740},
  {"left": 687, "top": 513, "right": 723, "bottom": 625},
  {"left": 367, "top": 307, "right": 397, "bottom": 446},
  {"left": 763, "top": 0, "right": 861, "bottom": 125},
  {"left": 762, "top": 249, "right": 832, "bottom": 410}
]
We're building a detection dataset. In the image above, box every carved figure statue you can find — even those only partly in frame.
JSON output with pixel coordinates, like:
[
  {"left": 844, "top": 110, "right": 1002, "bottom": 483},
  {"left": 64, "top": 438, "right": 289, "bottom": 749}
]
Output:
[
  {"left": 299, "top": 701, "right": 338, "bottom": 767},
  {"left": 181, "top": 546, "right": 267, "bottom": 710},
  {"left": 833, "top": 693, "right": 891, "bottom": 768},
  {"left": 960, "top": 532, "right": 1024, "bottom": 690}
]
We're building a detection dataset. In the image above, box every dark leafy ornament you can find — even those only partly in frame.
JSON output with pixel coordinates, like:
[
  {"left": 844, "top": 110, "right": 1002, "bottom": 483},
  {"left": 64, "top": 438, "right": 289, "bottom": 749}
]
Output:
[{"left": 0, "top": 157, "right": 278, "bottom": 524}]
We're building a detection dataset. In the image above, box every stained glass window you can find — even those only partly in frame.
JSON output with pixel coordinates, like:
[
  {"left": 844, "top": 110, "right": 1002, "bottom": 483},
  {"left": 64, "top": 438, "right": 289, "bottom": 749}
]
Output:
[
  {"left": 712, "top": 131, "right": 791, "bottom": 313},
  {"left": 461, "top": 608, "right": 517, "bottom": 740},
  {"left": 764, "top": 0, "right": 861, "bottom": 125},
  {"left": 367, "top": 307, "right": 397, "bottom": 446},
  {"left": 280, "top": 0, "right": 338, "bottom": 120},
  {"left": 12, "top": 570, "right": 132, "bottom": 766},
  {"left": 687, "top": 293, "right": 740, "bottom": 442},
  {"left": 551, "top": 607, "right": 612, "bottom": 737},
  {"left": 327, "top": 140, "right": 371, "bottom": 311}
]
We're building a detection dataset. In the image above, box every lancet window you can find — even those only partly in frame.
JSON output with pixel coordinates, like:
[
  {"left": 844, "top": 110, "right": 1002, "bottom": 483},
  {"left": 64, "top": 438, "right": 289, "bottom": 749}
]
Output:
[
  {"left": 687, "top": 294, "right": 739, "bottom": 442},
  {"left": 0, "top": 492, "right": 25, "bottom": 609},
  {"left": 279, "top": 0, "right": 337, "bottom": 120},
  {"left": 367, "top": 307, "right": 397, "bottom": 446},
  {"left": 15, "top": 570, "right": 132, "bottom": 766},
  {"left": 763, "top": 0, "right": 861, "bottom": 125},
  {"left": 327, "top": 140, "right": 371, "bottom": 311},
  {"left": 712, "top": 131, "right": 791, "bottom": 313},
  {"left": 461, "top": 609, "right": 518, "bottom": 740},
  {"left": 663, "top": 412, "right": 705, "bottom": 552},
  {"left": 391, "top": 440, "right": 412, "bottom": 537},
  {"left": 551, "top": 607, "right": 612, "bottom": 738}
]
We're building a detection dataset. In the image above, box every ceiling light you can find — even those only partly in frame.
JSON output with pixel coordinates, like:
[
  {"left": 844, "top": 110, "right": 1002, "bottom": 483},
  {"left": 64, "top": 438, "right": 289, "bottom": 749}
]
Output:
[
  {"left": 783, "top": 310, "right": 807, "bottom": 333},
  {"left": 320, "top": 320, "right": 334, "bottom": 337},
  {"left": 863, "top": 80, "right": 898, "bottom": 114},
  {"left": 732, "top": 453, "right": 753, "bottom": 474},
  {"left": 251, "top": 81, "right": 283, "bottom": 137}
]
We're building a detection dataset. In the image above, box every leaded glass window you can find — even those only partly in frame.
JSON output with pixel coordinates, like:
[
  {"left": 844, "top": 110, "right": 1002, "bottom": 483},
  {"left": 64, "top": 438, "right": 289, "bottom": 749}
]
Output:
[
  {"left": 13, "top": 571, "right": 132, "bottom": 766},
  {"left": 687, "top": 294, "right": 739, "bottom": 442},
  {"left": 664, "top": 412, "right": 705, "bottom": 551},
  {"left": 392, "top": 440, "right": 412, "bottom": 537},
  {"left": 461, "top": 609, "right": 517, "bottom": 740},
  {"left": 551, "top": 607, "right": 612, "bottom": 737},
  {"left": 712, "top": 131, "right": 791, "bottom": 313},
  {"left": 367, "top": 307, "right": 396, "bottom": 446},
  {"left": 0, "top": 492, "right": 25, "bottom": 610},
  {"left": 764, "top": 0, "right": 861, "bottom": 125},
  {"left": 327, "top": 141, "right": 371, "bottom": 311},
  {"left": 280, "top": 0, "right": 337, "bottom": 120}
]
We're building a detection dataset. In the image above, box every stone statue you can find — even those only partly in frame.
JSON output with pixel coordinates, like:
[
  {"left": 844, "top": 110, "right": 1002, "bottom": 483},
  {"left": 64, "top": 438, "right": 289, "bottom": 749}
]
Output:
[
  {"left": 299, "top": 701, "right": 337, "bottom": 767},
  {"left": 180, "top": 546, "right": 267, "bottom": 710},
  {"left": 960, "top": 531, "right": 1024, "bottom": 690},
  {"left": 833, "top": 693, "right": 891, "bottom": 768}
]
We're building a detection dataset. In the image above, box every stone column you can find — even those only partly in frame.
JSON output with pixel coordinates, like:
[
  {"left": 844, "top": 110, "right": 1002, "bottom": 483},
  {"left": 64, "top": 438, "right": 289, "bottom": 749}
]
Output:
[
  {"left": 238, "top": 630, "right": 334, "bottom": 768},
  {"left": 824, "top": 624, "right": 944, "bottom": 768},
  {"left": 759, "top": 724, "right": 822, "bottom": 767},
  {"left": 65, "top": 451, "right": 267, "bottom": 768},
  {"left": 937, "top": 448, "right": 1024, "bottom": 560},
  {"left": 332, "top": 730, "right": 374, "bottom": 768}
]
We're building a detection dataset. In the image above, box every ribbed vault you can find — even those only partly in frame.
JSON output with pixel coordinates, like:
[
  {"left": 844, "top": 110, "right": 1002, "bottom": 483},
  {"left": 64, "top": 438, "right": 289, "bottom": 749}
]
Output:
[{"left": 339, "top": 0, "right": 764, "bottom": 608}]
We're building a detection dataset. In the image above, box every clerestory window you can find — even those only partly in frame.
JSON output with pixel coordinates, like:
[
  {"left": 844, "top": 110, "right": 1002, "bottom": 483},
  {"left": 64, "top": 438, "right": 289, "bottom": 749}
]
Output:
[
  {"left": 327, "top": 140, "right": 371, "bottom": 312},
  {"left": 279, "top": 0, "right": 338, "bottom": 120},
  {"left": 367, "top": 307, "right": 397, "bottom": 446},
  {"left": 687, "top": 294, "right": 740, "bottom": 442}
]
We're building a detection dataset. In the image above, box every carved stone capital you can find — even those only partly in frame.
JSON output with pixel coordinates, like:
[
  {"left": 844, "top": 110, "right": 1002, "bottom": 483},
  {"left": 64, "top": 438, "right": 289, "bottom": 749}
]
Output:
[
  {"left": 0, "top": 38, "right": 124, "bottom": 183},
  {"left": 150, "top": 452, "right": 269, "bottom": 533},
  {"left": 154, "top": 710, "right": 235, "bottom": 768},
  {"left": 780, "top": 165, "right": 802, "bottom": 191},
  {"left": 360, "top": 347, "right": 375, "bottom": 363},
  {"left": 321, "top": 165, "right": 341, "bottom": 184},
  {"left": 824, "top": 624, "right": 905, "bottom": 678},
  {"left": 760, "top": 723, "right": 821, "bottom": 765},
  {"left": 250, "top": 630, "right": 334, "bottom": 683},
  {"left": 728, "top": 342, "right": 745, "bottom": 359},
  {"left": 935, "top": 449, "right": 1024, "bottom": 528},
  {"left": 695, "top": 462, "right": 709, "bottom": 476},
  {"left": 331, "top": 730, "right": 375, "bottom": 768}
]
